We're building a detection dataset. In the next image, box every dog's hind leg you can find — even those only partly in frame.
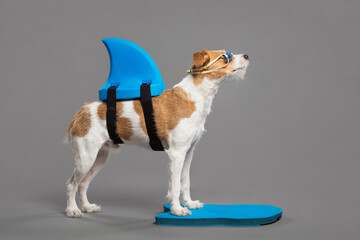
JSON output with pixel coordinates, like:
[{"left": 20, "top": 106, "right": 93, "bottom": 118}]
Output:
[
  {"left": 66, "top": 138, "right": 104, "bottom": 218},
  {"left": 66, "top": 144, "right": 88, "bottom": 217},
  {"left": 78, "top": 141, "right": 111, "bottom": 213}
]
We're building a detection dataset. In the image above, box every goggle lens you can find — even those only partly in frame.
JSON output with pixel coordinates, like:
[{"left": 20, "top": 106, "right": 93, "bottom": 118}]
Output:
[{"left": 223, "top": 50, "right": 233, "bottom": 63}]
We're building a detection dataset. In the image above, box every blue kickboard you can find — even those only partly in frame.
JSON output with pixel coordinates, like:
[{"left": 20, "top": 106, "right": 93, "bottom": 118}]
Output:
[
  {"left": 155, "top": 204, "right": 282, "bottom": 226},
  {"left": 99, "top": 38, "right": 166, "bottom": 101}
]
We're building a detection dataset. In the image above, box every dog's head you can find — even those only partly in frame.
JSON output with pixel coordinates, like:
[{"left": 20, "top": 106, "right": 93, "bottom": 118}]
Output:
[{"left": 189, "top": 50, "right": 249, "bottom": 82}]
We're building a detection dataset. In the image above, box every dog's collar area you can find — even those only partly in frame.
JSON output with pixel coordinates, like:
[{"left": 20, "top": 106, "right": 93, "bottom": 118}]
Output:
[{"left": 187, "top": 50, "right": 233, "bottom": 75}]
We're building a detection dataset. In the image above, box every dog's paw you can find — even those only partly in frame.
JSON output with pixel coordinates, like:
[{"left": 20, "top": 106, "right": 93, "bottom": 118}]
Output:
[
  {"left": 66, "top": 208, "right": 83, "bottom": 218},
  {"left": 184, "top": 200, "right": 204, "bottom": 209},
  {"left": 171, "top": 206, "right": 192, "bottom": 216},
  {"left": 82, "top": 203, "right": 101, "bottom": 213}
]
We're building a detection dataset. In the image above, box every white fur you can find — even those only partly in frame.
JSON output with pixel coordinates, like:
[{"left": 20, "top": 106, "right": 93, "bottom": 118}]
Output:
[{"left": 65, "top": 54, "right": 249, "bottom": 217}]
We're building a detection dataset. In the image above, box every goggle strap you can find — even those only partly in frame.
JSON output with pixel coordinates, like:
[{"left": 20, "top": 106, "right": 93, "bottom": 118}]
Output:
[
  {"left": 187, "top": 61, "right": 231, "bottom": 74},
  {"left": 187, "top": 50, "right": 233, "bottom": 74},
  {"left": 196, "top": 54, "right": 224, "bottom": 71}
]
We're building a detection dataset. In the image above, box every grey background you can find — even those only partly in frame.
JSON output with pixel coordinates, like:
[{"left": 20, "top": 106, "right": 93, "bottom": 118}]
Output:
[{"left": 0, "top": 0, "right": 359, "bottom": 239}]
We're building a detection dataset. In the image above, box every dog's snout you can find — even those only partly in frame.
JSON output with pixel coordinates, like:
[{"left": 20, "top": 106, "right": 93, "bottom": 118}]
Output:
[{"left": 243, "top": 54, "right": 249, "bottom": 60}]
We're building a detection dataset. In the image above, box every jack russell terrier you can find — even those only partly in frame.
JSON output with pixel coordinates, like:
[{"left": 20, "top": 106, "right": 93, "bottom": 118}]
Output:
[{"left": 65, "top": 50, "right": 249, "bottom": 217}]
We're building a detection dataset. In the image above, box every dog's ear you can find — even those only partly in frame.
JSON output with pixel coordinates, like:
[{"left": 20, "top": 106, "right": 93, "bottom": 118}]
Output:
[{"left": 192, "top": 50, "right": 210, "bottom": 68}]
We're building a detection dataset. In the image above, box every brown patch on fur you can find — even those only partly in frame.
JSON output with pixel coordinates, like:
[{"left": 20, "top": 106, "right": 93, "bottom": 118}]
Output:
[
  {"left": 133, "top": 87, "right": 196, "bottom": 140},
  {"left": 133, "top": 101, "right": 147, "bottom": 136},
  {"left": 191, "top": 50, "right": 235, "bottom": 86},
  {"left": 67, "top": 106, "right": 91, "bottom": 137},
  {"left": 97, "top": 102, "right": 107, "bottom": 120},
  {"left": 97, "top": 102, "right": 133, "bottom": 140}
]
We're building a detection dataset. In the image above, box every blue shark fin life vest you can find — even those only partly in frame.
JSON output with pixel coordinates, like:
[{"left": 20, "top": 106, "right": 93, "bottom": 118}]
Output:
[
  {"left": 99, "top": 38, "right": 165, "bottom": 151},
  {"left": 99, "top": 38, "right": 166, "bottom": 100}
]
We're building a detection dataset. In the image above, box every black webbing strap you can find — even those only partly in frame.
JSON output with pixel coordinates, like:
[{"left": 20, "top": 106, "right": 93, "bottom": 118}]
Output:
[
  {"left": 140, "top": 83, "right": 164, "bottom": 151},
  {"left": 106, "top": 86, "right": 124, "bottom": 144}
]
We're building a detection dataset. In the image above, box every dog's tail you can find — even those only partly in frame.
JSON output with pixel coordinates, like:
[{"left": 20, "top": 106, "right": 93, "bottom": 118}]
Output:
[
  {"left": 64, "top": 110, "right": 77, "bottom": 145},
  {"left": 64, "top": 116, "right": 74, "bottom": 145},
  {"left": 63, "top": 132, "right": 71, "bottom": 145}
]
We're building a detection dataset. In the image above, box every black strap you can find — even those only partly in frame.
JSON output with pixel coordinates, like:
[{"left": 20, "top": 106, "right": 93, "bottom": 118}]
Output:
[
  {"left": 106, "top": 86, "right": 124, "bottom": 144},
  {"left": 140, "top": 83, "right": 164, "bottom": 151}
]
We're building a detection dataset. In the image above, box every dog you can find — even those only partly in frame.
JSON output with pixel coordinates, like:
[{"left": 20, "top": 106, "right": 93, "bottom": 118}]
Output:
[{"left": 65, "top": 50, "right": 249, "bottom": 217}]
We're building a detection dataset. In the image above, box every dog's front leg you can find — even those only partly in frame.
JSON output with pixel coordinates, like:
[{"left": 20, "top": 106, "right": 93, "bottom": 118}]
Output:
[
  {"left": 166, "top": 149, "right": 191, "bottom": 216},
  {"left": 180, "top": 145, "right": 204, "bottom": 209}
]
